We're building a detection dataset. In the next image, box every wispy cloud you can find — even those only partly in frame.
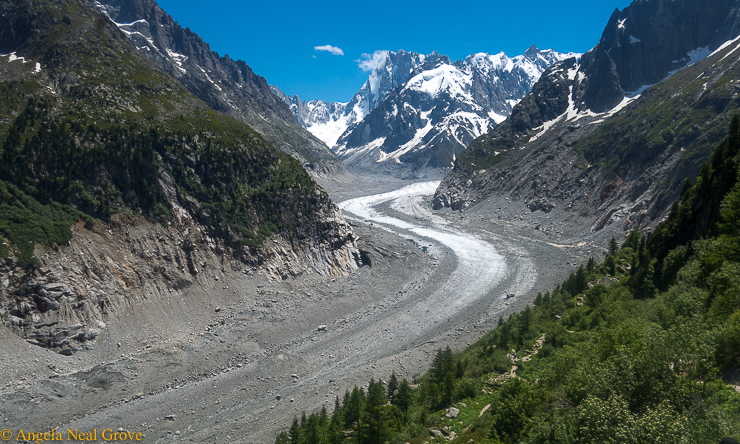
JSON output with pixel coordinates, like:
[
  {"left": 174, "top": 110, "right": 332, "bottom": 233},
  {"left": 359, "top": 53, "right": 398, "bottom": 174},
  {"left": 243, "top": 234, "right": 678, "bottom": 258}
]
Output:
[
  {"left": 356, "top": 50, "right": 389, "bottom": 72},
  {"left": 314, "top": 45, "right": 344, "bottom": 56}
]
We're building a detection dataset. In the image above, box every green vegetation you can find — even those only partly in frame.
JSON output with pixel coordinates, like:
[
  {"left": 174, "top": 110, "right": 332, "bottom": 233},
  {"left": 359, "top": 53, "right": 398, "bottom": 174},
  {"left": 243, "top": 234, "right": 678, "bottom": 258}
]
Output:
[
  {"left": 275, "top": 120, "right": 740, "bottom": 443},
  {"left": 0, "top": 96, "right": 327, "bottom": 261},
  {"left": 0, "top": 0, "right": 333, "bottom": 263}
]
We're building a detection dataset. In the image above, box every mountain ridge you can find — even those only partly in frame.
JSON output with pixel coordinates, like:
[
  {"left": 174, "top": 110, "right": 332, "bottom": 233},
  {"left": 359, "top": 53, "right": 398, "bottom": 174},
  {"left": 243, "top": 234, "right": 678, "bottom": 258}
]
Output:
[
  {"left": 434, "top": 0, "right": 740, "bottom": 240},
  {"left": 94, "top": 0, "right": 343, "bottom": 176}
]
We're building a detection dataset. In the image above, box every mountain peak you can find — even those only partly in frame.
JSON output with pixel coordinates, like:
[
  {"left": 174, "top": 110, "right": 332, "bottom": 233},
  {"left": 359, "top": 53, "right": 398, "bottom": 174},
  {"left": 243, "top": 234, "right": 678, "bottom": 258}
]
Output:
[{"left": 524, "top": 44, "right": 540, "bottom": 58}]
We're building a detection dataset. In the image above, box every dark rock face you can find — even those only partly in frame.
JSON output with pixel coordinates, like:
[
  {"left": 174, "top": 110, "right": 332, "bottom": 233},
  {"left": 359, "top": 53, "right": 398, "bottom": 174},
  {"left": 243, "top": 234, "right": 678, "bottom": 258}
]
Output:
[
  {"left": 601, "top": 0, "right": 740, "bottom": 94},
  {"left": 95, "top": 0, "right": 341, "bottom": 175},
  {"left": 0, "top": 1, "right": 35, "bottom": 54},
  {"left": 577, "top": 0, "right": 740, "bottom": 113}
]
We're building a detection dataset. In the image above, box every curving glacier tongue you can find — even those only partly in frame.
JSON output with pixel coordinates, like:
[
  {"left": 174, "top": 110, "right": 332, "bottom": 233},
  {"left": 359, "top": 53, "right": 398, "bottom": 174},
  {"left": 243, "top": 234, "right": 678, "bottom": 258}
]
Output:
[{"left": 339, "top": 181, "right": 507, "bottom": 339}]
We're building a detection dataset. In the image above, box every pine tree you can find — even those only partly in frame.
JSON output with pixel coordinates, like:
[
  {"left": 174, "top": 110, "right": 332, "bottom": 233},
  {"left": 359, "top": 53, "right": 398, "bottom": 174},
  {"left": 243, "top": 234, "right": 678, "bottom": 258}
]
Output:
[
  {"left": 362, "top": 379, "right": 388, "bottom": 444},
  {"left": 320, "top": 405, "right": 328, "bottom": 427},
  {"left": 387, "top": 371, "right": 398, "bottom": 403},
  {"left": 605, "top": 255, "right": 617, "bottom": 276},
  {"left": 609, "top": 237, "right": 619, "bottom": 256},
  {"left": 327, "top": 414, "right": 344, "bottom": 444},
  {"left": 441, "top": 372, "right": 456, "bottom": 406},
  {"left": 575, "top": 265, "right": 587, "bottom": 294},
  {"left": 344, "top": 386, "right": 364, "bottom": 431},
  {"left": 304, "top": 414, "right": 323, "bottom": 444},
  {"left": 289, "top": 416, "right": 302, "bottom": 444},
  {"left": 395, "top": 379, "right": 412, "bottom": 415},
  {"left": 587, "top": 257, "right": 596, "bottom": 273}
]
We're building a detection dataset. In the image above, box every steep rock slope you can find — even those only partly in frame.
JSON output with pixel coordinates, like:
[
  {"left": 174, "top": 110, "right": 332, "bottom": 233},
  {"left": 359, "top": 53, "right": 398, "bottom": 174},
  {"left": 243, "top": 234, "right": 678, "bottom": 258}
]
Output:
[
  {"left": 94, "top": 0, "right": 342, "bottom": 176},
  {"left": 435, "top": 0, "right": 740, "bottom": 238},
  {"left": 0, "top": 0, "right": 360, "bottom": 354}
]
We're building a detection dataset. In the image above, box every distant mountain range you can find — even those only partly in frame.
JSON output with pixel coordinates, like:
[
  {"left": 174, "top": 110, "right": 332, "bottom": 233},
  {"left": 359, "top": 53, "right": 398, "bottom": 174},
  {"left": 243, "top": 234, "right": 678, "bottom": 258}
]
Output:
[
  {"left": 272, "top": 46, "right": 577, "bottom": 174},
  {"left": 94, "top": 0, "right": 342, "bottom": 176}
]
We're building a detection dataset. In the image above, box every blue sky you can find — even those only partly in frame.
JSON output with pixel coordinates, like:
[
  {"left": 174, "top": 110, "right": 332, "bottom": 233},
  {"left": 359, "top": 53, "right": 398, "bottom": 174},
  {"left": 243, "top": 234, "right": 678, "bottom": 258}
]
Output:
[{"left": 155, "top": 0, "right": 633, "bottom": 103}]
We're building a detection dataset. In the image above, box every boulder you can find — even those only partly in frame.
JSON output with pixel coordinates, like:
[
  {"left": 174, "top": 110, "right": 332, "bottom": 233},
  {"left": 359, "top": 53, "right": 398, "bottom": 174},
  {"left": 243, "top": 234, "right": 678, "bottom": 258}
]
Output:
[{"left": 446, "top": 407, "right": 460, "bottom": 418}]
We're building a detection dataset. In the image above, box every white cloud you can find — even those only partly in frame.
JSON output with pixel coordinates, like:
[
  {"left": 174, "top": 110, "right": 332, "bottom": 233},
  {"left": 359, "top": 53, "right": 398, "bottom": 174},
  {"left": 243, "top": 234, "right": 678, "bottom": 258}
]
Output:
[
  {"left": 314, "top": 45, "right": 344, "bottom": 56},
  {"left": 356, "top": 50, "right": 389, "bottom": 72}
]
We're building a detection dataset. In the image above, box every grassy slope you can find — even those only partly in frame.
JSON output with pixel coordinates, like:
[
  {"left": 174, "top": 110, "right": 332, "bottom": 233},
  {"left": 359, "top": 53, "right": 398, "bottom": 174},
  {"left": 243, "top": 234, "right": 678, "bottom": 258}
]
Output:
[
  {"left": 276, "top": 121, "right": 740, "bottom": 444},
  {"left": 0, "top": 0, "right": 332, "bottom": 263}
]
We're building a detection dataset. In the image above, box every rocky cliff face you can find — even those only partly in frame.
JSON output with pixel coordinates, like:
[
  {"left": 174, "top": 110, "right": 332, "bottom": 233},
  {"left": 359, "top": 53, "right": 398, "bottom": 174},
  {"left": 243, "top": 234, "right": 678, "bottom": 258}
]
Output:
[
  {"left": 0, "top": 205, "right": 359, "bottom": 355},
  {"left": 0, "top": 0, "right": 361, "bottom": 355},
  {"left": 435, "top": 0, "right": 740, "bottom": 239},
  {"left": 94, "top": 0, "right": 342, "bottom": 176}
]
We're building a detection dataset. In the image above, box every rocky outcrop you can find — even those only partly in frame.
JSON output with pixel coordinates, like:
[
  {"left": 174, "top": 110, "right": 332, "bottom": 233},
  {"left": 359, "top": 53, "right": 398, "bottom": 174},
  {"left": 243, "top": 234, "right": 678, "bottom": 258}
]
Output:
[
  {"left": 94, "top": 0, "right": 342, "bottom": 176},
  {"left": 0, "top": 197, "right": 360, "bottom": 354}
]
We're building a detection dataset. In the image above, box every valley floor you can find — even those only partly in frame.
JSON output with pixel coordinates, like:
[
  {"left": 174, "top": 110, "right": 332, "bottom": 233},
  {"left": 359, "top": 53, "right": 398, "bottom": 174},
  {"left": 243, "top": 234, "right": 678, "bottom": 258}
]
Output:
[{"left": 0, "top": 172, "right": 594, "bottom": 443}]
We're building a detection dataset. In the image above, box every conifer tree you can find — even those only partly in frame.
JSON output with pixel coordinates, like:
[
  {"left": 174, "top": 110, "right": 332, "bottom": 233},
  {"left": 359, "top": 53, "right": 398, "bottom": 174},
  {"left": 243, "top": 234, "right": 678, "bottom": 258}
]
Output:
[
  {"left": 362, "top": 379, "right": 388, "bottom": 444},
  {"left": 395, "top": 379, "right": 412, "bottom": 415},
  {"left": 609, "top": 237, "right": 619, "bottom": 256},
  {"left": 289, "top": 416, "right": 301, "bottom": 444},
  {"left": 387, "top": 371, "right": 398, "bottom": 403}
]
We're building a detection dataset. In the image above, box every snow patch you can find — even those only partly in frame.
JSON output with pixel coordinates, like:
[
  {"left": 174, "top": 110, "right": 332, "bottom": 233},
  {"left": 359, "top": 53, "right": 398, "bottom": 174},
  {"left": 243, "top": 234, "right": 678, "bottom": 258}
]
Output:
[
  {"left": 617, "top": 18, "right": 627, "bottom": 30},
  {"left": 529, "top": 114, "right": 564, "bottom": 143},
  {"left": 166, "top": 48, "right": 188, "bottom": 74},
  {"left": 307, "top": 114, "right": 352, "bottom": 148},
  {"left": 3, "top": 52, "right": 27, "bottom": 64},
  {"left": 666, "top": 45, "right": 714, "bottom": 77},
  {"left": 116, "top": 27, "right": 158, "bottom": 52},
  {"left": 719, "top": 39, "right": 740, "bottom": 63},
  {"left": 377, "top": 111, "right": 434, "bottom": 162},
  {"left": 114, "top": 19, "right": 149, "bottom": 27},
  {"left": 710, "top": 35, "right": 740, "bottom": 59},
  {"left": 404, "top": 64, "right": 473, "bottom": 102},
  {"left": 488, "top": 110, "right": 507, "bottom": 124},
  {"left": 567, "top": 64, "right": 580, "bottom": 81}
]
